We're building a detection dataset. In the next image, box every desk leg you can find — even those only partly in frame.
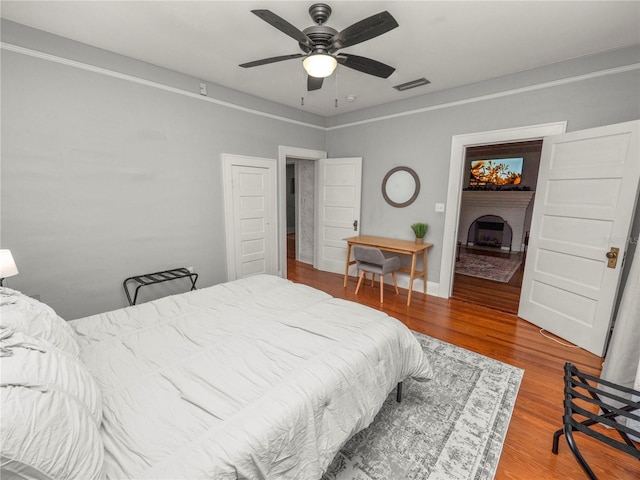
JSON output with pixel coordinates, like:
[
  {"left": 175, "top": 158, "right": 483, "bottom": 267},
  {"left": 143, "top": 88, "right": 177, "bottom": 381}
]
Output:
[
  {"left": 344, "top": 243, "right": 352, "bottom": 287},
  {"left": 407, "top": 252, "right": 417, "bottom": 306},
  {"left": 423, "top": 249, "right": 427, "bottom": 295}
]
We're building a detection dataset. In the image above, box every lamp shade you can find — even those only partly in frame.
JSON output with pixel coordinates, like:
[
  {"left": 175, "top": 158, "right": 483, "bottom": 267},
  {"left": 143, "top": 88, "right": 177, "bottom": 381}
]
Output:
[
  {"left": 303, "top": 54, "right": 337, "bottom": 78},
  {"left": 0, "top": 249, "right": 18, "bottom": 278}
]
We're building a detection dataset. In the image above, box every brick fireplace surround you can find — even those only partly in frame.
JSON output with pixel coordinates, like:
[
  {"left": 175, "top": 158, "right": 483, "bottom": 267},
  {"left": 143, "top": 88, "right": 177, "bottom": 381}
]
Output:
[{"left": 458, "top": 190, "right": 535, "bottom": 252}]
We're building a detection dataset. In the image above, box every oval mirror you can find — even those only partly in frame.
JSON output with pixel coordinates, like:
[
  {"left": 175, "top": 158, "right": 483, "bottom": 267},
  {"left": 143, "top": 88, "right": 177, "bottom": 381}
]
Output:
[{"left": 382, "top": 166, "right": 420, "bottom": 208}]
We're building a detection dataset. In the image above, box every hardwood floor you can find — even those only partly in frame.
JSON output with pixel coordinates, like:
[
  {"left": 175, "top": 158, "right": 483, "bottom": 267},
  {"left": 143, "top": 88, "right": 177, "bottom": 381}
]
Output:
[
  {"left": 287, "top": 259, "right": 638, "bottom": 480},
  {"left": 287, "top": 233, "right": 296, "bottom": 259},
  {"left": 452, "top": 247, "right": 525, "bottom": 314}
]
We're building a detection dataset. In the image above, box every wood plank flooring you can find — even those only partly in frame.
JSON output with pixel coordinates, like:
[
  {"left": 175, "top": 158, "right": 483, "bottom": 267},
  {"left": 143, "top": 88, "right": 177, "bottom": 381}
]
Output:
[
  {"left": 452, "top": 246, "right": 525, "bottom": 314},
  {"left": 287, "top": 259, "right": 639, "bottom": 480}
]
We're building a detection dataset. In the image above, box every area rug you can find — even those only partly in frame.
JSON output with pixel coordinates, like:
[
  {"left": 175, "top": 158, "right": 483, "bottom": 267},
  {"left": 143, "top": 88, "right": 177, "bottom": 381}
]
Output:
[
  {"left": 455, "top": 252, "right": 522, "bottom": 283},
  {"left": 322, "top": 332, "right": 524, "bottom": 480}
]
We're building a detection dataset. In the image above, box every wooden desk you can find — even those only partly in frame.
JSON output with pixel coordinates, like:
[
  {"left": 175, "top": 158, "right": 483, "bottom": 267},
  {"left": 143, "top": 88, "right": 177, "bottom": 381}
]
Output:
[{"left": 344, "top": 235, "right": 433, "bottom": 306}]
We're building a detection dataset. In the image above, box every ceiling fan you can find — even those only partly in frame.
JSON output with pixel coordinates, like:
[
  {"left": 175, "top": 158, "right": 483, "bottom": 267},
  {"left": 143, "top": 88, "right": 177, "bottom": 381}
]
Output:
[{"left": 239, "top": 3, "right": 398, "bottom": 91}]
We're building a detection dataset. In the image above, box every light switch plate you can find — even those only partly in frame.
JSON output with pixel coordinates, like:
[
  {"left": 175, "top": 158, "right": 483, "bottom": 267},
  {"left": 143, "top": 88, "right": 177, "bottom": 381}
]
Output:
[{"left": 435, "top": 203, "right": 445, "bottom": 212}]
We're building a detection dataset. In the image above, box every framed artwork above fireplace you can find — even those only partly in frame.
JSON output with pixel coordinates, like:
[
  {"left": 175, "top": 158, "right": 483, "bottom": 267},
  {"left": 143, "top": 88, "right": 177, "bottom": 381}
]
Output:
[{"left": 469, "top": 157, "right": 524, "bottom": 187}]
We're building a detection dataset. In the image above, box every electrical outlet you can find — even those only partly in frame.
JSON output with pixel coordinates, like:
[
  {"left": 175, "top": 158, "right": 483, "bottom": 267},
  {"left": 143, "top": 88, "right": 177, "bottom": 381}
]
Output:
[
  {"left": 435, "top": 203, "right": 445, "bottom": 212},
  {"left": 187, "top": 266, "right": 194, "bottom": 273},
  {"left": 199, "top": 82, "right": 207, "bottom": 96}
]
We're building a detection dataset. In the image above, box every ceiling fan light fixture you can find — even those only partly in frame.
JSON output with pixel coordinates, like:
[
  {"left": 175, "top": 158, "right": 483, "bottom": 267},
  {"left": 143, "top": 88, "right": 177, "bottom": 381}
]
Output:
[{"left": 303, "top": 53, "right": 337, "bottom": 78}]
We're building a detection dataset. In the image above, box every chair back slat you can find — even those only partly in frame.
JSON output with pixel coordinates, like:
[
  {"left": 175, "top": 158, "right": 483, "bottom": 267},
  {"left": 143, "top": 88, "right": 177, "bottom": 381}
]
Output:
[{"left": 353, "top": 246, "right": 386, "bottom": 265}]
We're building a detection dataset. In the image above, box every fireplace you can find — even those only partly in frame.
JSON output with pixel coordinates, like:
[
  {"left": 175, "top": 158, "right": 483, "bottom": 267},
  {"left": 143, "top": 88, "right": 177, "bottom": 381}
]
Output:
[
  {"left": 459, "top": 190, "right": 535, "bottom": 252},
  {"left": 467, "top": 215, "right": 513, "bottom": 251}
]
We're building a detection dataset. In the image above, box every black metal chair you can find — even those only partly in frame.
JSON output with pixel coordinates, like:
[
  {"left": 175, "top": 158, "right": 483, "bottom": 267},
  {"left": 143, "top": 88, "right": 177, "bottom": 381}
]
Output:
[{"left": 552, "top": 362, "right": 640, "bottom": 479}]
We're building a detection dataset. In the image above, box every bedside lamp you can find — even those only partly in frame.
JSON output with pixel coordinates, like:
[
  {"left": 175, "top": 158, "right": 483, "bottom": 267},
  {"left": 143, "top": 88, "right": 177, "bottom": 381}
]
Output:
[{"left": 0, "top": 249, "right": 19, "bottom": 286}]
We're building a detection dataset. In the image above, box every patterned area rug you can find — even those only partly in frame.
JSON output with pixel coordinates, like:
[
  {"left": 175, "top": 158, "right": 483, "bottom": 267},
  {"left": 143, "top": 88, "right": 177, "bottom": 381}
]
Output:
[
  {"left": 322, "top": 332, "right": 524, "bottom": 480},
  {"left": 455, "top": 252, "right": 522, "bottom": 283}
]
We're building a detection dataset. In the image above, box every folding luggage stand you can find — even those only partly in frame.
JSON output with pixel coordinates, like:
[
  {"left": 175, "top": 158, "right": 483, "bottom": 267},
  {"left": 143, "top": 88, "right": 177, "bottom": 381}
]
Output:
[
  {"left": 123, "top": 268, "right": 198, "bottom": 306},
  {"left": 552, "top": 362, "right": 640, "bottom": 479}
]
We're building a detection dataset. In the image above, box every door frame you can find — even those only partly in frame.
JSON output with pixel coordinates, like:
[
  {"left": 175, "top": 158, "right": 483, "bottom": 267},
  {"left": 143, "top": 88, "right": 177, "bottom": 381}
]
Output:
[
  {"left": 438, "top": 122, "right": 567, "bottom": 298},
  {"left": 278, "top": 146, "right": 327, "bottom": 279}
]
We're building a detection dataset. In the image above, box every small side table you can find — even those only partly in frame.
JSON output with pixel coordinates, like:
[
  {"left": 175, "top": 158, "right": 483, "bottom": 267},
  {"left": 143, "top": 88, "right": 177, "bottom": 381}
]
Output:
[{"left": 123, "top": 268, "right": 198, "bottom": 306}]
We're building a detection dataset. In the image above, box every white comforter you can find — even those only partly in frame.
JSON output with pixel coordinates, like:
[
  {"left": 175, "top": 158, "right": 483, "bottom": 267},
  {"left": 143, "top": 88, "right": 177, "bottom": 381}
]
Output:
[{"left": 70, "top": 275, "right": 432, "bottom": 480}]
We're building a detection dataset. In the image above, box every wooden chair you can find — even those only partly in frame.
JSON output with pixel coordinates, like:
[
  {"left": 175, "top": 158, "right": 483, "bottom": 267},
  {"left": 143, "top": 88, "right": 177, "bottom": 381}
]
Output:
[{"left": 353, "top": 246, "right": 401, "bottom": 303}]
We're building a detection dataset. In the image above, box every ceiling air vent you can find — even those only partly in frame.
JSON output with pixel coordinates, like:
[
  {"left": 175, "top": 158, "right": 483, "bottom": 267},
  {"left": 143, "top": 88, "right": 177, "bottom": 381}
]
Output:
[{"left": 393, "top": 78, "right": 431, "bottom": 91}]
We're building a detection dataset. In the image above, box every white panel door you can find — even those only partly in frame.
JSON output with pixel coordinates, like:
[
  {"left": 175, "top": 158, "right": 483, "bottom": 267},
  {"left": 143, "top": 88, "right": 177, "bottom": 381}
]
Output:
[
  {"left": 222, "top": 155, "right": 277, "bottom": 280},
  {"left": 518, "top": 120, "right": 639, "bottom": 356},
  {"left": 315, "top": 157, "right": 362, "bottom": 274}
]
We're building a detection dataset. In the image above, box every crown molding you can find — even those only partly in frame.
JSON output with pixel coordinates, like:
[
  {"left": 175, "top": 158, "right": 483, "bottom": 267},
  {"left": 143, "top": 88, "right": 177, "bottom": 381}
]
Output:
[
  {"left": 1, "top": 42, "right": 326, "bottom": 131},
  {"left": 326, "top": 63, "right": 640, "bottom": 131},
  {"left": 3, "top": 42, "right": 638, "bottom": 133}
]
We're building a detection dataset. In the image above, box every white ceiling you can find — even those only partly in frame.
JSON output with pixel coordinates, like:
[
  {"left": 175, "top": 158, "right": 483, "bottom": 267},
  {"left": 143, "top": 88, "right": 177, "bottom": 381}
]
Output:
[{"left": 2, "top": 1, "right": 639, "bottom": 117}]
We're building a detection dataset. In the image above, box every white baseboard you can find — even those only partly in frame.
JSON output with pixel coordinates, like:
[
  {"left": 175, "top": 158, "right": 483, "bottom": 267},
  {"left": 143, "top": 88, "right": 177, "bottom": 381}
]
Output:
[
  {"left": 395, "top": 272, "right": 440, "bottom": 297},
  {"left": 345, "top": 271, "right": 439, "bottom": 298},
  {"left": 298, "top": 254, "right": 313, "bottom": 265}
]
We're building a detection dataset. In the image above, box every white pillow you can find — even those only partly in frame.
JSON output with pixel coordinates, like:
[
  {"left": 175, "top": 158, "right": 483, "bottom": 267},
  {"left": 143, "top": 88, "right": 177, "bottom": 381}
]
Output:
[
  {"left": 0, "top": 329, "right": 102, "bottom": 425},
  {"left": 1, "top": 385, "right": 105, "bottom": 480},
  {"left": 0, "top": 288, "right": 79, "bottom": 357},
  {"left": 0, "top": 329, "right": 104, "bottom": 480}
]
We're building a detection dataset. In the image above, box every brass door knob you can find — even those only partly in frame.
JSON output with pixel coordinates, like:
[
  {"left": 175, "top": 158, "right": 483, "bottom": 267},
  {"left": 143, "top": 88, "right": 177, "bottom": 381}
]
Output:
[{"left": 606, "top": 247, "right": 620, "bottom": 268}]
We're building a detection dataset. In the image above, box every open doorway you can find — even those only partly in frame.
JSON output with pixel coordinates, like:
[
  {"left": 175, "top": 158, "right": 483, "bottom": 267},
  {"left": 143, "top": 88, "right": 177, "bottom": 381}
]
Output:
[
  {"left": 452, "top": 140, "right": 542, "bottom": 313},
  {"left": 285, "top": 159, "right": 316, "bottom": 265},
  {"left": 286, "top": 163, "right": 296, "bottom": 259},
  {"left": 278, "top": 146, "right": 327, "bottom": 280},
  {"left": 438, "top": 122, "right": 567, "bottom": 304},
  {"left": 278, "top": 146, "right": 362, "bottom": 280}
]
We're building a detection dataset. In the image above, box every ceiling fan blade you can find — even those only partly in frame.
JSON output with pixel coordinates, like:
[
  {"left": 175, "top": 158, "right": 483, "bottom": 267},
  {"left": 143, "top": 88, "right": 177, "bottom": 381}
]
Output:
[
  {"left": 330, "top": 11, "right": 398, "bottom": 51},
  {"left": 338, "top": 54, "right": 395, "bottom": 78},
  {"left": 239, "top": 53, "right": 304, "bottom": 68},
  {"left": 251, "top": 9, "right": 315, "bottom": 50},
  {"left": 307, "top": 76, "right": 324, "bottom": 91}
]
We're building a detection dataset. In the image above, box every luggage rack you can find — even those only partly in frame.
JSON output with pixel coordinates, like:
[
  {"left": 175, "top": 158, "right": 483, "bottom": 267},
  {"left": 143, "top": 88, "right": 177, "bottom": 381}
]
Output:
[
  {"left": 552, "top": 362, "right": 640, "bottom": 479},
  {"left": 123, "top": 268, "right": 198, "bottom": 306}
]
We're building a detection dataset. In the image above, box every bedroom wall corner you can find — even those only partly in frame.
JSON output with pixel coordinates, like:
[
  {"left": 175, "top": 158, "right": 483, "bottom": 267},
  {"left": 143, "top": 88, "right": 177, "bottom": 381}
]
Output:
[{"left": 0, "top": 21, "right": 326, "bottom": 319}]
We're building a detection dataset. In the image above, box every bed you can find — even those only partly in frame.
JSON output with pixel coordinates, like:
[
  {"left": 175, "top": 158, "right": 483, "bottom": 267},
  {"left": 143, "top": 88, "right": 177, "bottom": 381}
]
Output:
[{"left": 1, "top": 274, "right": 432, "bottom": 480}]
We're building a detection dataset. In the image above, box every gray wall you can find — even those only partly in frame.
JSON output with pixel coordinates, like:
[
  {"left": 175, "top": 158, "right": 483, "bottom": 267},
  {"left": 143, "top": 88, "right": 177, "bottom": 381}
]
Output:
[
  {"left": 1, "top": 21, "right": 325, "bottom": 319},
  {"left": 2, "top": 20, "right": 639, "bottom": 319},
  {"left": 326, "top": 45, "right": 640, "bottom": 285}
]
